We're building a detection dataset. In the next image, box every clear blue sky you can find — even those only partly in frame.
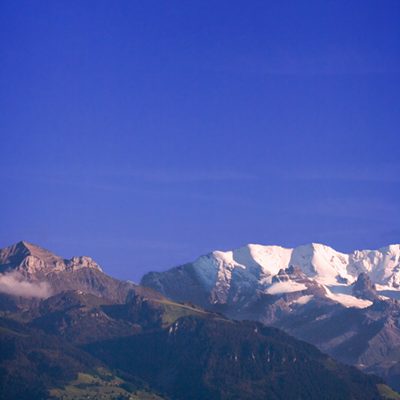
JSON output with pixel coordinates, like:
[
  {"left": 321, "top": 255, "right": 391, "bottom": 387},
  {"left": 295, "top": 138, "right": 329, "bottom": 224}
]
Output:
[{"left": 1, "top": 1, "right": 399, "bottom": 281}]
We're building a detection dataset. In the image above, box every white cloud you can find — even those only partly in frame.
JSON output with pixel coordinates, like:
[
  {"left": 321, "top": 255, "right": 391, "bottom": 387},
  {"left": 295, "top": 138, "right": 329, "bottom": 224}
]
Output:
[{"left": 0, "top": 272, "right": 51, "bottom": 298}]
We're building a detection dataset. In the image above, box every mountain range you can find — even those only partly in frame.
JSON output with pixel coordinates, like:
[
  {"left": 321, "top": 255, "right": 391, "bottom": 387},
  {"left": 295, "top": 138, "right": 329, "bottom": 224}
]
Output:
[
  {"left": 142, "top": 242, "right": 400, "bottom": 391},
  {"left": 0, "top": 241, "right": 399, "bottom": 399}
]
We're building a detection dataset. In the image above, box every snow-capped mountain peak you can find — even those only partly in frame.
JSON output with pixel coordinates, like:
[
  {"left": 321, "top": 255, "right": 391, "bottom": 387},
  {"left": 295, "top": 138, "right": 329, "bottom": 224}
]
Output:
[{"left": 142, "top": 242, "right": 400, "bottom": 310}]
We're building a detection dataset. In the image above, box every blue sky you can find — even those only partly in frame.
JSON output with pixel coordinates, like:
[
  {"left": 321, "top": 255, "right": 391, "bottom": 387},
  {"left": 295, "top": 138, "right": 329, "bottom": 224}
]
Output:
[{"left": 1, "top": 1, "right": 399, "bottom": 281}]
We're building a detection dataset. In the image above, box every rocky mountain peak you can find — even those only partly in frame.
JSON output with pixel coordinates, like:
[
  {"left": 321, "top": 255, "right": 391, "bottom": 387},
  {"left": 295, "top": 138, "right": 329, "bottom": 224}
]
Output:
[
  {"left": 16, "top": 240, "right": 41, "bottom": 252},
  {"left": 66, "top": 256, "right": 102, "bottom": 272},
  {"left": 352, "top": 272, "right": 378, "bottom": 301},
  {"left": 12, "top": 240, "right": 32, "bottom": 254},
  {"left": 0, "top": 241, "right": 102, "bottom": 276},
  {"left": 271, "top": 265, "right": 304, "bottom": 283}
]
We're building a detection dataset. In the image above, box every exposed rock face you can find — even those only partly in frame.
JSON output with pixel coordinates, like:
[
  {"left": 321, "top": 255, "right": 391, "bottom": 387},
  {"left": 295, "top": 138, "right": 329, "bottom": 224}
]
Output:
[
  {"left": 0, "top": 241, "right": 102, "bottom": 278},
  {"left": 352, "top": 273, "right": 378, "bottom": 301},
  {"left": 0, "top": 241, "right": 139, "bottom": 302}
]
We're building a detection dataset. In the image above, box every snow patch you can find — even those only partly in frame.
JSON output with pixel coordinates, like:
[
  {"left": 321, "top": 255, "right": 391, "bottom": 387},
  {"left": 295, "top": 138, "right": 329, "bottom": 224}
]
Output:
[
  {"left": 233, "top": 244, "right": 292, "bottom": 276},
  {"left": 266, "top": 281, "right": 307, "bottom": 295},
  {"left": 324, "top": 288, "right": 372, "bottom": 309},
  {"left": 295, "top": 295, "right": 314, "bottom": 305}
]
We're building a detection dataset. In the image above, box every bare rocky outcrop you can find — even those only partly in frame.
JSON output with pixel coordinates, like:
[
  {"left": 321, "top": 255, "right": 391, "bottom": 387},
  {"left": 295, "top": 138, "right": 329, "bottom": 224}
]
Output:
[
  {"left": 0, "top": 241, "right": 102, "bottom": 278},
  {"left": 0, "top": 241, "right": 138, "bottom": 302},
  {"left": 352, "top": 273, "right": 378, "bottom": 301}
]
